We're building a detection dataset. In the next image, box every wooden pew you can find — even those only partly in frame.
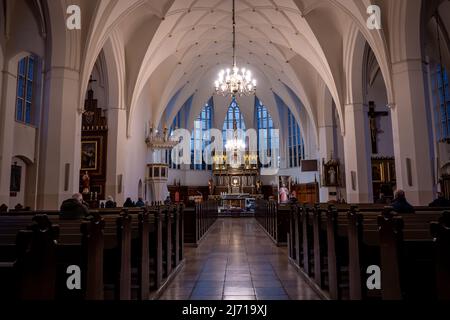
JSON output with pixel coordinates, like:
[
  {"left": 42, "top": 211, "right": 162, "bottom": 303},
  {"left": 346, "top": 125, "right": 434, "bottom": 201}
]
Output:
[
  {"left": 184, "top": 200, "right": 218, "bottom": 246},
  {"left": 377, "top": 210, "right": 441, "bottom": 300},
  {"left": 0, "top": 205, "right": 181, "bottom": 300},
  {"left": 0, "top": 214, "right": 106, "bottom": 300},
  {"left": 289, "top": 204, "right": 447, "bottom": 300},
  {"left": 431, "top": 212, "right": 450, "bottom": 300},
  {"left": 13, "top": 215, "right": 59, "bottom": 300},
  {"left": 255, "top": 200, "right": 291, "bottom": 246},
  {"left": 54, "top": 215, "right": 105, "bottom": 300}
]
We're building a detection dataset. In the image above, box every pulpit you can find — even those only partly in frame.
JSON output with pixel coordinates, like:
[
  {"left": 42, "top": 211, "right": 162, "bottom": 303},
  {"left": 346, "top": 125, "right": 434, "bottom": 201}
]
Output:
[{"left": 145, "top": 126, "right": 179, "bottom": 203}]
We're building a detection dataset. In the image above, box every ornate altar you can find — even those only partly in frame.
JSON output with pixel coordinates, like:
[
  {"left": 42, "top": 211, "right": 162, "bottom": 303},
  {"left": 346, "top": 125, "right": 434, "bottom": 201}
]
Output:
[
  {"left": 80, "top": 88, "right": 108, "bottom": 206},
  {"left": 212, "top": 161, "right": 259, "bottom": 195},
  {"left": 371, "top": 156, "right": 396, "bottom": 201}
]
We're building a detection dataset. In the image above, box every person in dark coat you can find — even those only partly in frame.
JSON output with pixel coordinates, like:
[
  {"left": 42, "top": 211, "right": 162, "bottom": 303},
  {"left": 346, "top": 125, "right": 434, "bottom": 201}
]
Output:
[
  {"left": 164, "top": 196, "right": 171, "bottom": 205},
  {"left": 135, "top": 197, "right": 145, "bottom": 207},
  {"left": 429, "top": 192, "right": 450, "bottom": 207},
  {"left": 105, "top": 196, "right": 116, "bottom": 208},
  {"left": 0, "top": 204, "right": 8, "bottom": 213},
  {"left": 123, "top": 197, "right": 135, "bottom": 208},
  {"left": 391, "top": 190, "right": 415, "bottom": 214},
  {"left": 60, "top": 193, "right": 89, "bottom": 220}
]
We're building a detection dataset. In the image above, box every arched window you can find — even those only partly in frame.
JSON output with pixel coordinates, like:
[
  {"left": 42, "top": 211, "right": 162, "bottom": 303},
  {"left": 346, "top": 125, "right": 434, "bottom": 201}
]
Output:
[
  {"left": 169, "top": 109, "right": 182, "bottom": 169},
  {"left": 223, "top": 98, "right": 246, "bottom": 130},
  {"left": 16, "top": 55, "right": 37, "bottom": 125},
  {"left": 191, "top": 98, "right": 214, "bottom": 171},
  {"left": 288, "top": 109, "right": 305, "bottom": 168},
  {"left": 432, "top": 64, "right": 450, "bottom": 141},
  {"left": 255, "top": 98, "right": 274, "bottom": 160},
  {"left": 223, "top": 98, "right": 246, "bottom": 147}
]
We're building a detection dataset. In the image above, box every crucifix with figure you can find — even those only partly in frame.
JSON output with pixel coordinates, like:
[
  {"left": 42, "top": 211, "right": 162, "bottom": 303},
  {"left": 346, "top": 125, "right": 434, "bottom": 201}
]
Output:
[
  {"left": 368, "top": 101, "right": 389, "bottom": 154},
  {"left": 87, "top": 75, "right": 97, "bottom": 101}
]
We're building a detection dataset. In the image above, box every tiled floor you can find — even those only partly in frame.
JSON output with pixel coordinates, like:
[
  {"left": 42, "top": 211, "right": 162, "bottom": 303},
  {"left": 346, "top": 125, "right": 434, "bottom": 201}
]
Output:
[{"left": 159, "top": 218, "right": 321, "bottom": 300}]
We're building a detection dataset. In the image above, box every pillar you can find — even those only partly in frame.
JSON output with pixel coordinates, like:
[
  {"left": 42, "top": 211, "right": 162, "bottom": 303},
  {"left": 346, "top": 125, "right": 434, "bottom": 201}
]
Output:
[
  {"left": 0, "top": 69, "right": 17, "bottom": 205},
  {"left": 36, "top": 67, "right": 82, "bottom": 209},
  {"left": 105, "top": 107, "right": 127, "bottom": 206},
  {"left": 318, "top": 92, "right": 342, "bottom": 202},
  {"left": 390, "top": 59, "right": 434, "bottom": 205},
  {"left": 318, "top": 117, "right": 337, "bottom": 202},
  {"left": 343, "top": 103, "right": 373, "bottom": 203}
]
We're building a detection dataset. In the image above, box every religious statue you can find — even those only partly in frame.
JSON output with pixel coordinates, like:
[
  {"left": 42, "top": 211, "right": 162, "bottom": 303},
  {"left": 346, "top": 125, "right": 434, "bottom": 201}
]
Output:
[
  {"left": 163, "top": 125, "right": 169, "bottom": 141},
  {"left": 368, "top": 102, "right": 388, "bottom": 154},
  {"left": 256, "top": 180, "right": 262, "bottom": 194},
  {"left": 82, "top": 171, "right": 90, "bottom": 194},
  {"left": 208, "top": 178, "right": 215, "bottom": 195},
  {"left": 369, "top": 115, "right": 378, "bottom": 151},
  {"left": 279, "top": 184, "right": 289, "bottom": 203}
]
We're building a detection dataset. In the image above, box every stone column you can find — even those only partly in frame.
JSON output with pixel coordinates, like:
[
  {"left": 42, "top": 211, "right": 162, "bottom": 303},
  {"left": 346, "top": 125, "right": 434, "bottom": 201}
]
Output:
[
  {"left": 0, "top": 69, "right": 17, "bottom": 205},
  {"left": 390, "top": 59, "right": 434, "bottom": 205},
  {"left": 343, "top": 103, "right": 373, "bottom": 203},
  {"left": 105, "top": 107, "right": 127, "bottom": 206},
  {"left": 318, "top": 123, "right": 336, "bottom": 202},
  {"left": 36, "top": 67, "right": 82, "bottom": 209},
  {"left": 318, "top": 95, "right": 339, "bottom": 202}
]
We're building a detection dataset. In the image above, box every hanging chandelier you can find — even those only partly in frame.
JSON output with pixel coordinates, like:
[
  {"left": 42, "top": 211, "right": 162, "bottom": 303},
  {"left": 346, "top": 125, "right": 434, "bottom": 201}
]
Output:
[
  {"left": 214, "top": 0, "right": 256, "bottom": 97},
  {"left": 225, "top": 110, "right": 246, "bottom": 156}
]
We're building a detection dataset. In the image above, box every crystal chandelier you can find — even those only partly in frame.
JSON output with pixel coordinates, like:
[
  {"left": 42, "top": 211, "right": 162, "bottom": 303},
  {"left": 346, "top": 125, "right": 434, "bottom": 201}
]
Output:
[
  {"left": 225, "top": 137, "right": 246, "bottom": 151},
  {"left": 214, "top": 0, "right": 256, "bottom": 97},
  {"left": 225, "top": 111, "right": 246, "bottom": 151}
]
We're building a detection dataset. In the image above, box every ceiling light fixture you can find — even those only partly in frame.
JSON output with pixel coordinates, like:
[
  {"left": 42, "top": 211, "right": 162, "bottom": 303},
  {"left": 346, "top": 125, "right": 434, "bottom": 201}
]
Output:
[{"left": 214, "top": 0, "right": 256, "bottom": 97}]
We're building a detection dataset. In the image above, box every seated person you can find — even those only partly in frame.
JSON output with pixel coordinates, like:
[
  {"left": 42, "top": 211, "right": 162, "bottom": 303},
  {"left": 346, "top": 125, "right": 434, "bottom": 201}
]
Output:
[
  {"left": 105, "top": 196, "right": 116, "bottom": 208},
  {"left": 123, "top": 197, "right": 135, "bottom": 208},
  {"left": 60, "top": 193, "right": 89, "bottom": 219},
  {"left": 391, "top": 190, "right": 415, "bottom": 214},
  {"left": 164, "top": 196, "right": 171, "bottom": 205},
  {"left": 429, "top": 192, "right": 450, "bottom": 207},
  {"left": 135, "top": 197, "right": 145, "bottom": 207},
  {"left": 0, "top": 204, "right": 8, "bottom": 213}
]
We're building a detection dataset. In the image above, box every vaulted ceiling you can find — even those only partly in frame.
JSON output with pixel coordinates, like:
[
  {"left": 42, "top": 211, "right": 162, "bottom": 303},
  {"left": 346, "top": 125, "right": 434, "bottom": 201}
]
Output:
[{"left": 2, "top": 0, "right": 447, "bottom": 140}]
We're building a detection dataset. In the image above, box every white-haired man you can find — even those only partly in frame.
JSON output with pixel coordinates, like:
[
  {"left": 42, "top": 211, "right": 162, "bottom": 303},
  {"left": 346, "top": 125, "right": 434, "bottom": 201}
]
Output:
[{"left": 60, "top": 193, "right": 89, "bottom": 219}]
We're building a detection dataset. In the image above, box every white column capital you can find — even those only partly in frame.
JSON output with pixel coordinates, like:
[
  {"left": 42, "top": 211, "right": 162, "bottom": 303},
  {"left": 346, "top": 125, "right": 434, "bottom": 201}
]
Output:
[
  {"left": 44, "top": 66, "right": 80, "bottom": 81},
  {"left": 392, "top": 59, "right": 426, "bottom": 75}
]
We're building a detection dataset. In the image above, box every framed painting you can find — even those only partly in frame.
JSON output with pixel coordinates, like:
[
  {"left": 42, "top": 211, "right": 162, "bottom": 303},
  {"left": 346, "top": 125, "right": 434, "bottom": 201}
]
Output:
[
  {"left": 10, "top": 164, "right": 22, "bottom": 192},
  {"left": 9, "top": 164, "right": 22, "bottom": 192},
  {"left": 372, "top": 163, "right": 382, "bottom": 182},
  {"left": 322, "top": 159, "right": 340, "bottom": 187},
  {"left": 81, "top": 141, "right": 98, "bottom": 171}
]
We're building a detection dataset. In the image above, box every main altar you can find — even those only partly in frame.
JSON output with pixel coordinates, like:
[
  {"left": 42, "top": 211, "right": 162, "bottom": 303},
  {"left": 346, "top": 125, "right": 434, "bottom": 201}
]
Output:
[
  {"left": 212, "top": 156, "right": 259, "bottom": 195},
  {"left": 210, "top": 149, "right": 262, "bottom": 214}
]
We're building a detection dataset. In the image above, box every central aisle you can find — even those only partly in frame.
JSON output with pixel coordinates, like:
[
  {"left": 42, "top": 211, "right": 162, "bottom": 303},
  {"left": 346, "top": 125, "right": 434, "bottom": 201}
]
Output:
[{"left": 159, "top": 218, "right": 321, "bottom": 300}]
